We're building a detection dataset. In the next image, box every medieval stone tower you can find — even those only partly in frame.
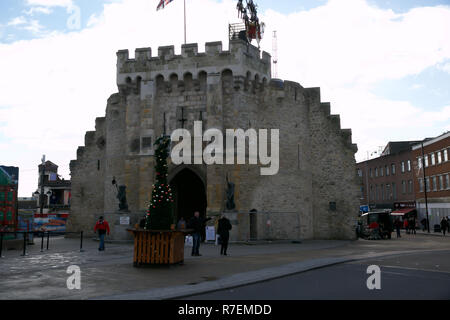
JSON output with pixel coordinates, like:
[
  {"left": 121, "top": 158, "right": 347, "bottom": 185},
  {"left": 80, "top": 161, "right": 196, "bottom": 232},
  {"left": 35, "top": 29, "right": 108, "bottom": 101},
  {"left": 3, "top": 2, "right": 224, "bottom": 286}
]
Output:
[{"left": 67, "top": 39, "right": 360, "bottom": 241}]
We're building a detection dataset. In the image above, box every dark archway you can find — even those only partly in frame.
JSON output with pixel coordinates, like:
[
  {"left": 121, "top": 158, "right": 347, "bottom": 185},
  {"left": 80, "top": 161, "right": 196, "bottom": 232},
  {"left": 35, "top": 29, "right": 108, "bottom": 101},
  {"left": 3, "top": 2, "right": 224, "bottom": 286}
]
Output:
[{"left": 170, "top": 168, "right": 207, "bottom": 223}]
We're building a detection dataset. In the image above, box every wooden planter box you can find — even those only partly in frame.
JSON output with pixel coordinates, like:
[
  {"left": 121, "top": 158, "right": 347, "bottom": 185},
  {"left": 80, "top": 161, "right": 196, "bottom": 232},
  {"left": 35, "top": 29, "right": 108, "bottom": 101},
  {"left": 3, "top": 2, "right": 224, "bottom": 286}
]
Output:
[{"left": 128, "top": 229, "right": 190, "bottom": 266}]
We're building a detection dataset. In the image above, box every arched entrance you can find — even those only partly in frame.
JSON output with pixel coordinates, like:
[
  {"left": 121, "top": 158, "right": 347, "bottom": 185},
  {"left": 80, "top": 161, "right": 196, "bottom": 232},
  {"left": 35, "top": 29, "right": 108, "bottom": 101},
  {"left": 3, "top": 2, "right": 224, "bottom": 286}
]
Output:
[{"left": 170, "top": 168, "right": 207, "bottom": 223}]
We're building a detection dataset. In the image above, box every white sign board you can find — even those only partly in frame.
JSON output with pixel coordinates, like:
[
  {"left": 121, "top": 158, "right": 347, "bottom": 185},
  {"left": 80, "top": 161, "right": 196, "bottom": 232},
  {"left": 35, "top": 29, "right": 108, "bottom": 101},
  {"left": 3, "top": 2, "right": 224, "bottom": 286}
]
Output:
[
  {"left": 206, "top": 226, "right": 215, "bottom": 241},
  {"left": 120, "top": 216, "right": 130, "bottom": 225}
]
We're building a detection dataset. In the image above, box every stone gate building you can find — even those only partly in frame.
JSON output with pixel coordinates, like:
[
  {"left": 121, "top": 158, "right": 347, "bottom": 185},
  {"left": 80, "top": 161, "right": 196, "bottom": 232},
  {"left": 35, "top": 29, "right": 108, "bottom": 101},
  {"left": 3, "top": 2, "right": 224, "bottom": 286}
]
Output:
[{"left": 67, "top": 39, "right": 360, "bottom": 241}]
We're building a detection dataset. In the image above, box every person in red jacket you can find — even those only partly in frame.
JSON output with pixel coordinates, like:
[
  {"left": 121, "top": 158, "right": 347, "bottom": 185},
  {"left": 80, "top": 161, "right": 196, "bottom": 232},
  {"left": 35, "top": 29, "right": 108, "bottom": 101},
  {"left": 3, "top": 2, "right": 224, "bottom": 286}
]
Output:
[
  {"left": 403, "top": 219, "right": 409, "bottom": 234},
  {"left": 94, "top": 216, "right": 110, "bottom": 251}
]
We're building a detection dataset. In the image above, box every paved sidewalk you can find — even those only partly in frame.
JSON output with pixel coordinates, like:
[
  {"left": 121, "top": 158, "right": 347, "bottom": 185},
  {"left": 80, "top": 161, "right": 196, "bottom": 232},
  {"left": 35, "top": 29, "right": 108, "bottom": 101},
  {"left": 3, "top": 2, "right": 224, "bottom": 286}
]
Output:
[
  {"left": 402, "top": 229, "right": 450, "bottom": 237},
  {"left": 0, "top": 233, "right": 449, "bottom": 300}
]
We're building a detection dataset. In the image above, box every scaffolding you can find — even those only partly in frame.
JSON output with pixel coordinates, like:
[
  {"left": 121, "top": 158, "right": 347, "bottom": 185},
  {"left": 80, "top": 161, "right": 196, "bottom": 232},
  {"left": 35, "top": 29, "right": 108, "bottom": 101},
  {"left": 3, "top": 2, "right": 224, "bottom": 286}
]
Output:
[{"left": 229, "top": 23, "right": 248, "bottom": 43}]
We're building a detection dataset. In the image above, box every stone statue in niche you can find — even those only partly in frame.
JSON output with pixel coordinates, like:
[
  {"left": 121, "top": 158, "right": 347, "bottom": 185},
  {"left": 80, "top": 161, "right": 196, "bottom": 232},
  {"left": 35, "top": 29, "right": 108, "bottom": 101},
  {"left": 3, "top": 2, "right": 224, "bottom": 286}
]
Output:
[
  {"left": 112, "top": 176, "right": 129, "bottom": 212},
  {"left": 226, "top": 174, "right": 236, "bottom": 211}
]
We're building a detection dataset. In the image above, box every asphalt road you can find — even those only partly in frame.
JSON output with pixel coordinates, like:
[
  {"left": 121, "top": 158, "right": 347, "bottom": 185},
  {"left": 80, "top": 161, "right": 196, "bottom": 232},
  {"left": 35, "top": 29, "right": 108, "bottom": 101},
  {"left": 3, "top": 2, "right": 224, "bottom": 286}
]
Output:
[{"left": 185, "top": 250, "right": 450, "bottom": 300}]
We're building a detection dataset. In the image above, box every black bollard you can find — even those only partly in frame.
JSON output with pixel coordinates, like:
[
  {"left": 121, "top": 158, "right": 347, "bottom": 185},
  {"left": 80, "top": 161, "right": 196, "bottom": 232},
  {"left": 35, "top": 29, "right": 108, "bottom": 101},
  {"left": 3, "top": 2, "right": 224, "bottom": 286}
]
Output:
[
  {"left": 22, "top": 232, "right": 27, "bottom": 256},
  {"left": 0, "top": 233, "right": 3, "bottom": 258},
  {"left": 40, "top": 232, "right": 44, "bottom": 252},
  {"left": 80, "top": 231, "right": 84, "bottom": 252},
  {"left": 46, "top": 231, "right": 50, "bottom": 250}
]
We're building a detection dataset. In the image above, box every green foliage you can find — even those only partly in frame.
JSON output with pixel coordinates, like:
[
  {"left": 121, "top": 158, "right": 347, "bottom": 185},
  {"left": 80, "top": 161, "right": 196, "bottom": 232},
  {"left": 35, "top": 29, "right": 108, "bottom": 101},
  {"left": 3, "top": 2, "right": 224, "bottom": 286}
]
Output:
[{"left": 145, "top": 135, "right": 174, "bottom": 230}]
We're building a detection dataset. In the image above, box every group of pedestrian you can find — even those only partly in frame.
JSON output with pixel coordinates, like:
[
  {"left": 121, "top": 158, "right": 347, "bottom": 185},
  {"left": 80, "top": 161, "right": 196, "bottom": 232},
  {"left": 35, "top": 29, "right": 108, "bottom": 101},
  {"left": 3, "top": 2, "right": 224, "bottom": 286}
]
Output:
[
  {"left": 92, "top": 212, "right": 232, "bottom": 255},
  {"left": 441, "top": 217, "right": 450, "bottom": 236},
  {"left": 185, "top": 211, "right": 211, "bottom": 256},
  {"left": 393, "top": 216, "right": 419, "bottom": 238},
  {"left": 181, "top": 211, "right": 232, "bottom": 256}
]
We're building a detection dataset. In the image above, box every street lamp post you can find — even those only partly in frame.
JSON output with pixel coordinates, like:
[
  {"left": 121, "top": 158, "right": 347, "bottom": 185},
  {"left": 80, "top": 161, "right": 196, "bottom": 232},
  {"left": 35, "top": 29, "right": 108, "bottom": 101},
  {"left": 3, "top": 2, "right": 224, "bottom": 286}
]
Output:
[
  {"left": 421, "top": 142, "right": 430, "bottom": 233},
  {"left": 39, "top": 158, "right": 45, "bottom": 215},
  {"left": 33, "top": 155, "right": 46, "bottom": 215}
]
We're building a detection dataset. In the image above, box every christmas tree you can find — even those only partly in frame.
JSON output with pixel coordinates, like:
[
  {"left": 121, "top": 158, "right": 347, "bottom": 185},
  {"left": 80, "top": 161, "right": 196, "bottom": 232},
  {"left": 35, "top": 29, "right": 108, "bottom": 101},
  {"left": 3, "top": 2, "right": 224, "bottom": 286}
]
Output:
[{"left": 145, "top": 135, "right": 174, "bottom": 230}]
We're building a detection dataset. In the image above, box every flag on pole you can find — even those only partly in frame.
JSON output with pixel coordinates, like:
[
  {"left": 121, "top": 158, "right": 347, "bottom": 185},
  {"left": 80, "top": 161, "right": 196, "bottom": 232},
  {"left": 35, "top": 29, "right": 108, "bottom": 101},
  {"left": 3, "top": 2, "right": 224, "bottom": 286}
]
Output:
[{"left": 157, "top": 0, "right": 174, "bottom": 11}]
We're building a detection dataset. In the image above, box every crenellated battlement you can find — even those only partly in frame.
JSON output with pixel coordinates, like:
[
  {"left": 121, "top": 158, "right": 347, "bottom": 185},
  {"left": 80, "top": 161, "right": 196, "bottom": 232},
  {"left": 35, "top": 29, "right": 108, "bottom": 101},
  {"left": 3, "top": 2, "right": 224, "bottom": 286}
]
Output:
[{"left": 116, "top": 39, "right": 271, "bottom": 87}]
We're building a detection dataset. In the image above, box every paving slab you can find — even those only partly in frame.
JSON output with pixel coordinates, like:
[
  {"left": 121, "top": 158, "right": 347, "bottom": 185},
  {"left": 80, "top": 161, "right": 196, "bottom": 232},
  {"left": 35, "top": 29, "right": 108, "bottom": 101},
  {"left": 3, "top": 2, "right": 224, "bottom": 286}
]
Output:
[{"left": 0, "top": 234, "right": 449, "bottom": 300}]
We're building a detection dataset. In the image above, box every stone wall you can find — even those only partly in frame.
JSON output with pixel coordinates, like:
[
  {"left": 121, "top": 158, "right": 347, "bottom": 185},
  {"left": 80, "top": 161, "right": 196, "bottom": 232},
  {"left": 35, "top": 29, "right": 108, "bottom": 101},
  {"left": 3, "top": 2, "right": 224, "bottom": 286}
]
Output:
[
  {"left": 68, "top": 40, "right": 359, "bottom": 240},
  {"left": 67, "top": 115, "right": 107, "bottom": 235},
  {"left": 307, "top": 87, "right": 359, "bottom": 239}
]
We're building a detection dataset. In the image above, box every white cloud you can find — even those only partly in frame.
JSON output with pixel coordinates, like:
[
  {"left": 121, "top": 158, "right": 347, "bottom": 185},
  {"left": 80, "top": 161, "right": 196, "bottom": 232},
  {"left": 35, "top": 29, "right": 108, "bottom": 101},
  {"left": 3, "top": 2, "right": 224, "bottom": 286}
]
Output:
[
  {"left": 86, "top": 14, "right": 100, "bottom": 28},
  {"left": 410, "top": 83, "right": 423, "bottom": 90},
  {"left": 24, "top": 6, "right": 53, "bottom": 15},
  {"left": 262, "top": 0, "right": 450, "bottom": 89},
  {"left": 7, "top": 16, "right": 27, "bottom": 26},
  {"left": 6, "top": 16, "right": 47, "bottom": 36},
  {"left": 23, "top": 19, "right": 46, "bottom": 34},
  {"left": 438, "top": 61, "right": 450, "bottom": 74},
  {"left": 0, "top": 0, "right": 450, "bottom": 196},
  {"left": 26, "top": 0, "right": 73, "bottom": 8}
]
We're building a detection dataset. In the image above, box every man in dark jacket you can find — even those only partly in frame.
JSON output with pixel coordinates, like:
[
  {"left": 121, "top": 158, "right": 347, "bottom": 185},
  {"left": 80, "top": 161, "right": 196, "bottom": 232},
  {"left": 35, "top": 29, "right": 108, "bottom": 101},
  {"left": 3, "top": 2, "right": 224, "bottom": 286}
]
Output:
[
  {"left": 217, "top": 215, "right": 232, "bottom": 256},
  {"left": 188, "top": 211, "right": 211, "bottom": 256},
  {"left": 395, "top": 218, "right": 401, "bottom": 238},
  {"left": 441, "top": 217, "right": 448, "bottom": 236}
]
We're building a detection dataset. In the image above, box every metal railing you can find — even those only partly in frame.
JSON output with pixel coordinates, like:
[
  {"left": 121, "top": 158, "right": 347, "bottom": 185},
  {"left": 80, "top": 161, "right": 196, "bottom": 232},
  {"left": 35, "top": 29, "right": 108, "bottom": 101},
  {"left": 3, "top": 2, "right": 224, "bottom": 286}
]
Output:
[
  {"left": 229, "top": 23, "right": 247, "bottom": 41},
  {"left": 220, "top": 211, "right": 302, "bottom": 242},
  {"left": 0, "top": 231, "right": 84, "bottom": 258}
]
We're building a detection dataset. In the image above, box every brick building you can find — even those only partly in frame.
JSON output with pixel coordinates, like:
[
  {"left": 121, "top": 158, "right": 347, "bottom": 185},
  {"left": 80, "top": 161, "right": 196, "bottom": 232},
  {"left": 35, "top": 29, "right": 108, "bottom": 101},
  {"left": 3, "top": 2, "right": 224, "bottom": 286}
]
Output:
[
  {"left": 0, "top": 166, "right": 19, "bottom": 232},
  {"left": 35, "top": 161, "right": 71, "bottom": 212},
  {"left": 356, "top": 141, "right": 420, "bottom": 212},
  {"left": 412, "top": 132, "right": 450, "bottom": 226}
]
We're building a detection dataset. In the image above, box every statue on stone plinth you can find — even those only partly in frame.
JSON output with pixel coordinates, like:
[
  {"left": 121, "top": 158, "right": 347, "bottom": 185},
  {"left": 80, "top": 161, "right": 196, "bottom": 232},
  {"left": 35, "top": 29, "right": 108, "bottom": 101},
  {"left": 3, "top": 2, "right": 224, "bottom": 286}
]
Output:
[
  {"left": 226, "top": 174, "right": 236, "bottom": 211},
  {"left": 112, "top": 176, "right": 129, "bottom": 212}
]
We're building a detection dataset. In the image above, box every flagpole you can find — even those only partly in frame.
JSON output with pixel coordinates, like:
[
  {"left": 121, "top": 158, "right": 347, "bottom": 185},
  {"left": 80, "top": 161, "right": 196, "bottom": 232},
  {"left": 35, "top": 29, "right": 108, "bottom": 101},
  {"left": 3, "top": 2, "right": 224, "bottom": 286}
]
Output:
[{"left": 184, "top": 0, "right": 186, "bottom": 44}]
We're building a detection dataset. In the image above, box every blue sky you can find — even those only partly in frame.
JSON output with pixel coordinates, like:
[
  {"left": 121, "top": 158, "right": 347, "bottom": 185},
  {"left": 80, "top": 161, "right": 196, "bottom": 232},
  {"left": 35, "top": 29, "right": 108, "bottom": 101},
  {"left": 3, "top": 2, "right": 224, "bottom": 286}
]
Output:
[
  {"left": 2, "top": 0, "right": 449, "bottom": 43},
  {"left": 0, "top": 0, "right": 105, "bottom": 42},
  {"left": 0, "top": 0, "right": 449, "bottom": 196}
]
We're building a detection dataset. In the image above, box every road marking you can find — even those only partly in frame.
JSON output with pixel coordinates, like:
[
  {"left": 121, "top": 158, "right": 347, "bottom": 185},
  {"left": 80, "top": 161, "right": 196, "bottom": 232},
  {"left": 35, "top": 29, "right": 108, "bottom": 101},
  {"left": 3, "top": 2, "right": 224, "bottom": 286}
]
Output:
[{"left": 380, "top": 265, "right": 450, "bottom": 275}]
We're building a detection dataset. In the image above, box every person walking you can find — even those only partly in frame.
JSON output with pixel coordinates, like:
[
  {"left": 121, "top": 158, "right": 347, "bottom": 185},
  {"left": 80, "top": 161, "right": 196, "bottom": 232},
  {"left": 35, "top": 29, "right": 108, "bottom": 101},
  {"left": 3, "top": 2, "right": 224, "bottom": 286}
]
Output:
[
  {"left": 403, "top": 218, "right": 409, "bottom": 234},
  {"left": 421, "top": 218, "right": 427, "bottom": 231},
  {"left": 217, "top": 214, "right": 232, "bottom": 256},
  {"left": 441, "top": 217, "right": 448, "bottom": 236},
  {"left": 395, "top": 218, "right": 401, "bottom": 238},
  {"left": 188, "top": 211, "right": 211, "bottom": 256},
  {"left": 94, "top": 216, "right": 110, "bottom": 251},
  {"left": 410, "top": 217, "right": 416, "bottom": 235}
]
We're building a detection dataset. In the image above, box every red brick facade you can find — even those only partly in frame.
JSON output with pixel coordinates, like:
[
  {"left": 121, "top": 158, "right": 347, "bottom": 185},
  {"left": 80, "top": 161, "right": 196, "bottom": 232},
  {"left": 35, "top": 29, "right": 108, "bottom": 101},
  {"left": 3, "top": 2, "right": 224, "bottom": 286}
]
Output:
[
  {"left": 357, "top": 142, "right": 417, "bottom": 210},
  {"left": 411, "top": 133, "right": 450, "bottom": 226}
]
